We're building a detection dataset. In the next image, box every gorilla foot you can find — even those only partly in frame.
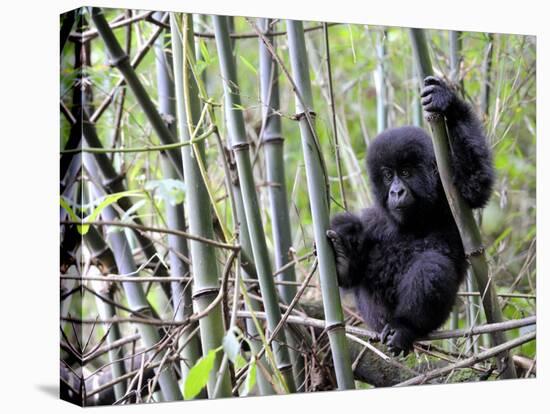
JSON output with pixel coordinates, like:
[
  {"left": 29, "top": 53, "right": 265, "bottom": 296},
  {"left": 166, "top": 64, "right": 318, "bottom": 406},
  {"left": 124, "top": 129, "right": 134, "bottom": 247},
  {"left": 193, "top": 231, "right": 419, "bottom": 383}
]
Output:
[{"left": 381, "top": 323, "right": 413, "bottom": 357}]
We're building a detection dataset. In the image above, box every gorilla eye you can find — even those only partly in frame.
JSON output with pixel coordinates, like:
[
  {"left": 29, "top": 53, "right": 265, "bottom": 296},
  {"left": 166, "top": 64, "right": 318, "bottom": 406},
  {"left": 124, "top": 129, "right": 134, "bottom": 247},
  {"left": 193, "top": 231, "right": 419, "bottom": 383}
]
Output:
[
  {"left": 400, "top": 168, "right": 410, "bottom": 178},
  {"left": 382, "top": 169, "right": 393, "bottom": 181}
]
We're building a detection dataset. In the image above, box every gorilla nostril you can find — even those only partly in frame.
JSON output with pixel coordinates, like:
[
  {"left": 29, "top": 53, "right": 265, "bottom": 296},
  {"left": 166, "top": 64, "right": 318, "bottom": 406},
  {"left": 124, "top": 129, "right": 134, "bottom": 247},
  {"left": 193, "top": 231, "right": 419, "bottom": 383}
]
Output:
[{"left": 391, "top": 188, "right": 405, "bottom": 199}]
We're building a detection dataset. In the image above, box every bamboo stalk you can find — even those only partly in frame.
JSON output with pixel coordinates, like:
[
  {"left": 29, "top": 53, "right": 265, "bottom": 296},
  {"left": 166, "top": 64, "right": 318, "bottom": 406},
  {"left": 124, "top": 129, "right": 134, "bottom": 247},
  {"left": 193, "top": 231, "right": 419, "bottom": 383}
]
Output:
[
  {"left": 229, "top": 171, "right": 276, "bottom": 395},
  {"left": 170, "top": 13, "right": 232, "bottom": 398},
  {"left": 60, "top": 10, "right": 76, "bottom": 53},
  {"left": 90, "top": 278, "right": 128, "bottom": 400},
  {"left": 409, "top": 28, "right": 516, "bottom": 379},
  {"left": 90, "top": 8, "right": 183, "bottom": 178},
  {"left": 258, "top": 18, "right": 305, "bottom": 391},
  {"left": 84, "top": 165, "right": 182, "bottom": 401},
  {"left": 323, "top": 23, "right": 348, "bottom": 211},
  {"left": 480, "top": 33, "right": 494, "bottom": 120},
  {"left": 213, "top": 14, "right": 296, "bottom": 393},
  {"left": 285, "top": 19, "right": 355, "bottom": 390},
  {"left": 80, "top": 181, "right": 127, "bottom": 402},
  {"left": 81, "top": 111, "right": 171, "bottom": 292},
  {"left": 375, "top": 29, "right": 388, "bottom": 133},
  {"left": 90, "top": 13, "right": 170, "bottom": 123},
  {"left": 153, "top": 14, "right": 203, "bottom": 386},
  {"left": 449, "top": 31, "right": 462, "bottom": 86},
  {"left": 76, "top": 13, "right": 170, "bottom": 282},
  {"left": 448, "top": 30, "right": 465, "bottom": 350}
]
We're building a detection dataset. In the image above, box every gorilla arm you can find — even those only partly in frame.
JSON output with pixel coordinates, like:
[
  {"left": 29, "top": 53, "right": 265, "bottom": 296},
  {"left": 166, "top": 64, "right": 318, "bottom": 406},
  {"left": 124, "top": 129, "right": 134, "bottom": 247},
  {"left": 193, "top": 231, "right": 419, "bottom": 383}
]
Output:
[{"left": 420, "top": 76, "right": 495, "bottom": 208}]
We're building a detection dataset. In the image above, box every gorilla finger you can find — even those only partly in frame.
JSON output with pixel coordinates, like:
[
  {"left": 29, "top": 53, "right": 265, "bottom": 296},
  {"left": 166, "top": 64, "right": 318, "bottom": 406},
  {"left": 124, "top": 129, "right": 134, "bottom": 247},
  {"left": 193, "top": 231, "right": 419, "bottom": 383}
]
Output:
[
  {"left": 326, "top": 229, "right": 338, "bottom": 242},
  {"left": 424, "top": 75, "right": 442, "bottom": 86},
  {"left": 326, "top": 230, "right": 344, "bottom": 251},
  {"left": 380, "top": 324, "right": 394, "bottom": 343},
  {"left": 326, "top": 230, "right": 338, "bottom": 247},
  {"left": 421, "top": 96, "right": 433, "bottom": 106},
  {"left": 423, "top": 103, "right": 436, "bottom": 112},
  {"left": 420, "top": 85, "right": 436, "bottom": 97}
]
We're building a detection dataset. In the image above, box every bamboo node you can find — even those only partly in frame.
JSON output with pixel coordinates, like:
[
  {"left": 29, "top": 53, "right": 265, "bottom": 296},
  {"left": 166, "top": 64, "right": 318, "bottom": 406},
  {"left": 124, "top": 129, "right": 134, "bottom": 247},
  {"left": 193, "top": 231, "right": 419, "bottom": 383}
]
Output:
[
  {"left": 192, "top": 287, "right": 220, "bottom": 300},
  {"left": 465, "top": 246, "right": 485, "bottom": 258},
  {"left": 108, "top": 54, "right": 130, "bottom": 68},
  {"left": 425, "top": 111, "right": 443, "bottom": 123},
  {"left": 231, "top": 142, "right": 250, "bottom": 152},
  {"left": 292, "top": 110, "right": 317, "bottom": 121},
  {"left": 262, "top": 135, "right": 284, "bottom": 144},
  {"left": 325, "top": 321, "right": 346, "bottom": 333}
]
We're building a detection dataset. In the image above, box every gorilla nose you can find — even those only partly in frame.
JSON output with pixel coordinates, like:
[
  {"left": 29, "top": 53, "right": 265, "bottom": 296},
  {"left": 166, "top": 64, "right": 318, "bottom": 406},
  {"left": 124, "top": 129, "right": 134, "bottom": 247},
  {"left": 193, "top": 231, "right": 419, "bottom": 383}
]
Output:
[{"left": 391, "top": 188, "right": 406, "bottom": 200}]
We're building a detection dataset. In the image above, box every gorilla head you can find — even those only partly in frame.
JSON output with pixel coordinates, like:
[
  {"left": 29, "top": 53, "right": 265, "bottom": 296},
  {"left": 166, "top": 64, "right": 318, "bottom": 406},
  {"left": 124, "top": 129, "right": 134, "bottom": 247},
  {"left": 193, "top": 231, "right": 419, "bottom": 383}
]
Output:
[{"left": 367, "top": 126, "right": 441, "bottom": 224}]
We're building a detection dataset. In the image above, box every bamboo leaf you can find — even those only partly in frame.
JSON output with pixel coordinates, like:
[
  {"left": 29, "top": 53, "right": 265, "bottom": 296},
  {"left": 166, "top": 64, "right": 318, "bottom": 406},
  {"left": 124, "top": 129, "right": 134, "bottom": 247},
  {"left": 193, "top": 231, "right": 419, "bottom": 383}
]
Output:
[
  {"left": 199, "top": 40, "right": 211, "bottom": 64},
  {"left": 239, "top": 55, "right": 258, "bottom": 75},
  {"left": 183, "top": 349, "right": 218, "bottom": 400},
  {"left": 60, "top": 197, "right": 80, "bottom": 222},
  {"left": 81, "top": 190, "right": 142, "bottom": 235},
  {"left": 242, "top": 359, "right": 257, "bottom": 397}
]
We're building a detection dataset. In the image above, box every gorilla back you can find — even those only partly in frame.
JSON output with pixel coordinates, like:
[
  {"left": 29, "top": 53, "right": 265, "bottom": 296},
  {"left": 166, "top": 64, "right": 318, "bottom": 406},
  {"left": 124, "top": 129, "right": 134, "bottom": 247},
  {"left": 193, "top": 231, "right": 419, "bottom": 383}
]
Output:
[{"left": 327, "top": 76, "right": 494, "bottom": 356}]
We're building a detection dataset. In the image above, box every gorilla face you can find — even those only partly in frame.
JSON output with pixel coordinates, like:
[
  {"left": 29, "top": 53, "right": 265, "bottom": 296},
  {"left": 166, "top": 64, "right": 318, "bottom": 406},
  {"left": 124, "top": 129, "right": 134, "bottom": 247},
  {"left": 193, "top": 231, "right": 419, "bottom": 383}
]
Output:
[
  {"left": 367, "top": 126, "right": 441, "bottom": 225},
  {"left": 381, "top": 166, "right": 415, "bottom": 222}
]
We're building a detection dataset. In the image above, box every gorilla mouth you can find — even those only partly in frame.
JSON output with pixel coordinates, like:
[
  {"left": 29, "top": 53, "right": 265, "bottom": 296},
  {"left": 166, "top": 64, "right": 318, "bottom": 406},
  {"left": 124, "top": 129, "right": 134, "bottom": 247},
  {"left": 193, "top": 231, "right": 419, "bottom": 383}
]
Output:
[{"left": 388, "top": 200, "right": 413, "bottom": 211}]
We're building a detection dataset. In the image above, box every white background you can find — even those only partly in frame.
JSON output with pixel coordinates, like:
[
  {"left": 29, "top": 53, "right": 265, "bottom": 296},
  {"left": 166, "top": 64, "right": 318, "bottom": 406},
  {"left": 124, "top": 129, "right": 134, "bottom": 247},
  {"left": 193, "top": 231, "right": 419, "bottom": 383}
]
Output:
[{"left": 0, "top": 0, "right": 545, "bottom": 412}]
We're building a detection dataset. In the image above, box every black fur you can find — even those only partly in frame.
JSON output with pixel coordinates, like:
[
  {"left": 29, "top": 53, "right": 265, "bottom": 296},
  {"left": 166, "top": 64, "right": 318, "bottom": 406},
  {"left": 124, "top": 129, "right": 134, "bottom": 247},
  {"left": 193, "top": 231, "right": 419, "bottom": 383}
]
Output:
[{"left": 327, "top": 76, "right": 494, "bottom": 356}]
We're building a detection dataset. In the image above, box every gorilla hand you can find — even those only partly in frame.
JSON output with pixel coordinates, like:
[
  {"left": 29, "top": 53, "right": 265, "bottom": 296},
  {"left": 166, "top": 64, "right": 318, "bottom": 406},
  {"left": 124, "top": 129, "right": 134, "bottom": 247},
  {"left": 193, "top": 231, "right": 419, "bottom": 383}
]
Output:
[
  {"left": 326, "top": 229, "right": 352, "bottom": 287},
  {"left": 420, "top": 76, "right": 456, "bottom": 118}
]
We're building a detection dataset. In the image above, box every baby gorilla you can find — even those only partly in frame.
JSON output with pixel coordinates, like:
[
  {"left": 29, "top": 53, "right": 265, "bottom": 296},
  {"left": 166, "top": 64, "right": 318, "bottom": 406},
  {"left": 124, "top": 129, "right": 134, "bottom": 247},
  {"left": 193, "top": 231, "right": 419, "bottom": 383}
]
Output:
[{"left": 327, "top": 76, "right": 494, "bottom": 356}]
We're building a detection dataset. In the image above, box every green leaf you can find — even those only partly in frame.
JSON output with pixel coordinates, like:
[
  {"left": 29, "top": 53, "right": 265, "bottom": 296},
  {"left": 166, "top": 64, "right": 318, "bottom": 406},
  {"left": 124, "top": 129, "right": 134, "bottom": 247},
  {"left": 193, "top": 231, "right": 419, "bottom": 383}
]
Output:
[
  {"left": 241, "top": 359, "right": 257, "bottom": 397},
  {"left": 199, "top": 40, "right": 211, "bottom": 64},
  {"left": 80, "top": 190, "right": 143, "bottom": 235},
  {"left": 60, "top": 197, "right": 80, "bottom": 222},
  {"left": 183, "top": 349, "right": 217, "bottom": 400},
  {"left": 239, "top": 55, "right": 258, "bottom": 75}
]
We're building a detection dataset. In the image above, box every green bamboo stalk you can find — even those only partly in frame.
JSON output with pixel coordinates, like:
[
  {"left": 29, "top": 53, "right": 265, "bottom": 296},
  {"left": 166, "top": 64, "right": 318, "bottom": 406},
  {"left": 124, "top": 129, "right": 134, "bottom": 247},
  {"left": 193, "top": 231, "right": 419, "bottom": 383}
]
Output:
[
  {"left": 189, "top": 19, "right": 265, "bottom": 383},
  {"left": 449, "top": 31, "right": 462, "bottom": 86},
  {"left": 75, "top": 16, "right": 169, "bottom": 282},
  {"left": 480, "top": 33, "right": 494, "bottom": 120},
  {"left": 258, "top": 17, "right": 305, "bottom": 391},
  {"left": 323, "top": 23, "right": 348, "bottom": 213},
  {"left": 448, "top": 30, "right": 461, "bottom": 345},
  {"left": 84, "top": 158, "right": 183, "bottom": 401},
  {"left": 412, "top": 65, "right": 423, "bottom": 127},
  {"left": 170, "top": 13, "right": 232, "bottom": 398},
  {"left": 190, "top": 22, "right": 270, "bottom": 385},
  {"left": 409, "top": 28, "right": 516, "bottom": 379},
  {"left": 375, "top": 29, "right": 388, "bottom": 133},
  {"left": 231, "top": 182, "right": 276, "bottom": 395},
  {"left": 153, "top": 15, "right": 203, "bottom": 386},
  {"left": 285, "top": 19, "right": 355, "bottom": 390},
  {"left": 91, "top": 281, "right": 127, "bottom": 400},
  {"left": 213, "top": 15, "right": 296, "bottom": 393},
  {"left": 60, "top": 9, "right": 76, "bottom": 54},
  {"left": 449, "top": 30, "right": 479, "bottom": 353},
  {"left": 81, "top": 111, "right": 171, "bottom": 297},
  {"left": 90, "top": 8, "right": 183, "bottom": 178}
]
